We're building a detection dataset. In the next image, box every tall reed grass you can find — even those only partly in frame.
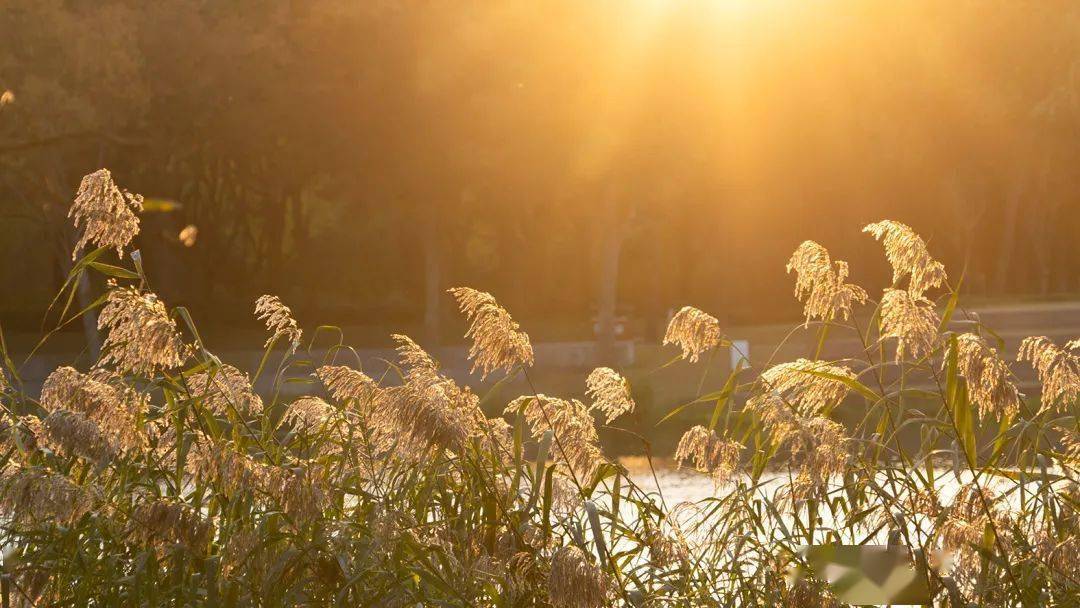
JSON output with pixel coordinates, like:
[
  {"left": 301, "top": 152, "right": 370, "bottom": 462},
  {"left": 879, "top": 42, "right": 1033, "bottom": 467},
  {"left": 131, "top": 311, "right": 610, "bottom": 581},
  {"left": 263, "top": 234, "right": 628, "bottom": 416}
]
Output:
[{"left": 0, "top": 170, "right": 1075, "bottom": 606}]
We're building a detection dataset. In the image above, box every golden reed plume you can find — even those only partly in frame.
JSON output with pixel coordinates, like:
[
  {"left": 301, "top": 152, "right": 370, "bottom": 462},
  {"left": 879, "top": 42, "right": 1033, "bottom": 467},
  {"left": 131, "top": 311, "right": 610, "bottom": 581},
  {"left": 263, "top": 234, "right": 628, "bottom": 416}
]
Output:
[
  {"left": 0, "top": 466, "right": 99, "bottom": 527},
  {"left": 129, "top": 497, "right": 211, "bottom": 553},
  {"left": 98, "top": 285, "right": 188, "bottom": 374},
  {"left": 390, "top": 334, "right": 486, "bottom": 455},
  {"left": 751, "top": 359, "right": 855, "bottom": 416},
  {"left": 283, "top": 396, "right": 337, "bottom": 433},
  {"left": 68, "top": 168, "right": 143, "bottom": 260},
  {"left": 879, "top": 288, "right": 940, "bottom": 362},
  {"left": 254, "top": 295, "right": 303, "bottom": 348},
  {"left": 863, "top": 220, "right": 947, "bottom": 298},
  {"left": 950, "top": 333, "right": 1021, "bottom": 419},
  {"left": 674, "top": 425, "right": 742, "bottom": 485},
  {"left": 585, "top": 367, "right": 635, "bottom": 424},
  {"left": 547, "top": 546, "right": 613, "bottom": 608},
  {"left": 786, "top": 240, "right": 867, "bottom": 325},
  {"left": 187, "top": 364, "right": 263, "bottom": 416},
  {"left": 316, "top": 365, "right": 381, "bottom": 406},
  {"left": 1019, "top": 336, "right": 1080, "bottom": 411},
  {"left": 40, "top": 366, "right": 147, "bottom": 451},
  {"left": 506, "top": 394, "right": 603, "bottom": 480},
  {"left": 41, "top": 409, "right": 117, "bottom": 463},
  {"left": 663, "top": 306, "right": 722, "bottom": 363},
  {"left": 448, "top": 287, "right": 534, "bottom": 378}
]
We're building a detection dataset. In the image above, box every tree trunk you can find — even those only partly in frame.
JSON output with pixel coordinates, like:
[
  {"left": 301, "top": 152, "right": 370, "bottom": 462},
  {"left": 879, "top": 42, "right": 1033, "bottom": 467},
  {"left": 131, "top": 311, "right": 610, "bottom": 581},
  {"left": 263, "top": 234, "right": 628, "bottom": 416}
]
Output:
[
  {"left": 263, "top": 186, "right": 288, "bottom": 285},
  {"left": 422, "top": 211, "right": 441, "bottom": 345},
  {"left": 77, "top": 271, "right": 101, "bottom": 359},
  {"left": 993, "top": 180, "right": 1024, "bottom": 294},
  {"left": 596, "top": 190, "right": 622, "bottom": 365}
]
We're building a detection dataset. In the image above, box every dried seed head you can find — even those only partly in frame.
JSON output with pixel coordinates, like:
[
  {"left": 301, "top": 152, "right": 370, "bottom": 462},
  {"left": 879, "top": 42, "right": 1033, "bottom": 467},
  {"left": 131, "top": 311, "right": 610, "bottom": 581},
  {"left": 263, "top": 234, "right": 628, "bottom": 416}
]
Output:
[
  {"left": 40, "top": 366, "right": 147, "bottom": 450},
  {"left": 187, "top": 364, "right": 263, "bottom": 416},
  {"left": 863, "top": 220, "right": 947, "bottom": 298},
  {"left": 0, "top": 466, "right": 98, "bottom": 527},
  {"left": 68, "top": 168, "right": 143, "bottom": 259},
  {"left": 385, "top": 334, "right": 485, "bottom": 455},
  {"left": 786, "top": 240, "right": 868, "bottom": 325},
  {"left": 939, "top": 484, "right": 1006, "bottom": 561},
  {"left": 98, "top": 286, "right": 188, "bottom": 374},
  {"left": 189, "top": 440, "right": 265, "bottom": 493},
  {"left": 1035, "top": 534, "right": 1078, "bottom": 580},
  {"left": 129, "top": 498, "right": 210, "bottom": 551},
  {"left": 1062, "top": 429, "right": 1080, "bottom": 466},
  {"left": 254, "top": 295, "right": 302, "bottom": 348},
  {"left": 949, "top": 333, "right": 1021, "bottom": 419},
  {"left": 879, "top": 288, "right": 940, "bottom": 361},
  {"left": 547, "top": 546, "right": 613, "bottom": 608},
  {"left": 221, "top": 527, "right": 262, "bottom": 579},
  {"left": 787, "top": 576, "right": 841, "bottom": 608},
  {"left": 747, "top": 397, "right": 848, "bottom": 499},
  {"left": 673, "top": 425, "right": 742, "bottom": 485},
  {"left": 1019, "top": 336, "right": 1080, "bottom": 411},
  {"left": 787, "top": 416, "right": 848, "bottom": 491},
  {"left": 42, "top": 409, "right": 117, "bottom": 463},
  {"left": 263, "top": 464, "right": 328, "bottom": 525},
  {"left": 284, "top": 396, "right": 337, "bottom": 433},
  {"left": 0, "top": 415, "right": 42, "bottom": 454},
  {"left": 316, "top": 365, "right": 381, "bottom": 406},
  {"left": 585, "top": 367, "right": 635, "bottom": 424},
  {"left": 641, "top": 517, "right": 690, "bottom": 568},
  {"left": 751, "top": 359, "right": 856, "bottom": 416},
  {"left": 507, "top": 394, "right": 604, "bottom": 480},
  {"left": 479, "top": 415, "right": 515, "bottom": 461},
  {"left": 448, "top": 287, "right": 534, "bottom": 378},
  {"left": 663, "top": 306, "right": 722, "bottom": 363}
]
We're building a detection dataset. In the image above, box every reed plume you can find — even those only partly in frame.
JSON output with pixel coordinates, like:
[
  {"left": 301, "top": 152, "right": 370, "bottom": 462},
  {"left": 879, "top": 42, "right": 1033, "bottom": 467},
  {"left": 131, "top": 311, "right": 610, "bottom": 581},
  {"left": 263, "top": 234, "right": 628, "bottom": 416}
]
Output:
[
  {"left": 673, "top": 425, "right": 742, "bottom": 484},
  {"left": 750, "top": 359, "right": 855, "bottom": 415},
  {"left": 507, "top": 394, "right": 603, "bottom": 480},
  {"left": 863, "top": 220, "right": 947, "bottom": 298},
  {"left": 316, "top": 365, "right": 381, "bottom": 406},
  {"left": 747, "top": 397, "right": 848, "bottom": 498},
  {"left": 283, "top": 396, "right": 337, "bottom": 433},
  {"left": 254, "top": 295, "right": 302, "bottom": 348},
  {"left": 448, "top": 287, "right": 535, "bottom": 378},
  {"left": 189, "top": 439, "right": 266, "bottom": 494},
  {"left": 40, "top": 366, "right": 147, "bottom": 450},
  {"left": 388, "top": 334, "right": 485, "bottom": 454},
  {"left": 584, "top": 367, "right": 635, "bottom": 423},
  {"left": 950, "top": 333, "right": 1021, "bottom": 419},
  {"left": 0, "top": 466, "right": 98, "bottom": 527},
  {"left": 264, "top": 463, "right": 329, "bottom": 525},
  {"left": 129, "top": 498, "right": 210, "bottom": 552},
  {"left": 641, "top": 518, "right": 690, "bottom": 568},
  {"left": 879, "top": 288, "right": 940, "bottom": 361},
  {"left": 547, "top": 546, "right": 613, "bottom": 608},
  {"left": 187, "top": 364, "right": 263, "bottom": 416},
  {"left": 1019, "top": 336, "right": 1080, "bottom": 410},
  {"left": 42, "top": 409, "right": 117, "bottom": 463},
  {"left": 786, "top": 240, "right": 867, "bottom": 325},
  {"left": 98, "top": 285, "right": 188, "bottom": 374},
  {"left": 68, "top": 168, "right": 143, "bottom": 259},
  {"left": 1063, "top": 429, "right": 1080, "bottom": 466},
  {"left": 663, "top": 306, "right": 722, "bottom": 363}
]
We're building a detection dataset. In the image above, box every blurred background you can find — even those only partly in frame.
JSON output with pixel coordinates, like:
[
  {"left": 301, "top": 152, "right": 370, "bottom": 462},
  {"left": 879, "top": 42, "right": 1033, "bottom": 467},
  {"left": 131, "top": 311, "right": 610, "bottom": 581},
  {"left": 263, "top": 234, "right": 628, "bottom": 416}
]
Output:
[{"left": 3, "top": 1, "right": 1080, "bottom": 451}]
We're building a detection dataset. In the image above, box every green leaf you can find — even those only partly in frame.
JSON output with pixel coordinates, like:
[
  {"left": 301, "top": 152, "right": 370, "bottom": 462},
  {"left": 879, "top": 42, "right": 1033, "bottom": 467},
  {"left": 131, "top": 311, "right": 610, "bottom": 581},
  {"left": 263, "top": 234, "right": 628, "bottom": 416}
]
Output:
[
  {"left": 708, "top": 365, "right": 743, "bottom": 431},
  {"left": 945, "top": 335, "right": 976, "bottom": 464},
  {"left": 86, "top": 261, "right": 140, "bottom": 279}
]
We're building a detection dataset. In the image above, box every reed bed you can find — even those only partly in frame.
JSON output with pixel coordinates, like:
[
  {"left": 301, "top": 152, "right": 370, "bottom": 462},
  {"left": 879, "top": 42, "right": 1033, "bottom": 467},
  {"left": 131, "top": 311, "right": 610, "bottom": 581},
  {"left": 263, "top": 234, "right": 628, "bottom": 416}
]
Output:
[{"left": 0, "top": 170, "right": 1075, "bottom": 606}]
